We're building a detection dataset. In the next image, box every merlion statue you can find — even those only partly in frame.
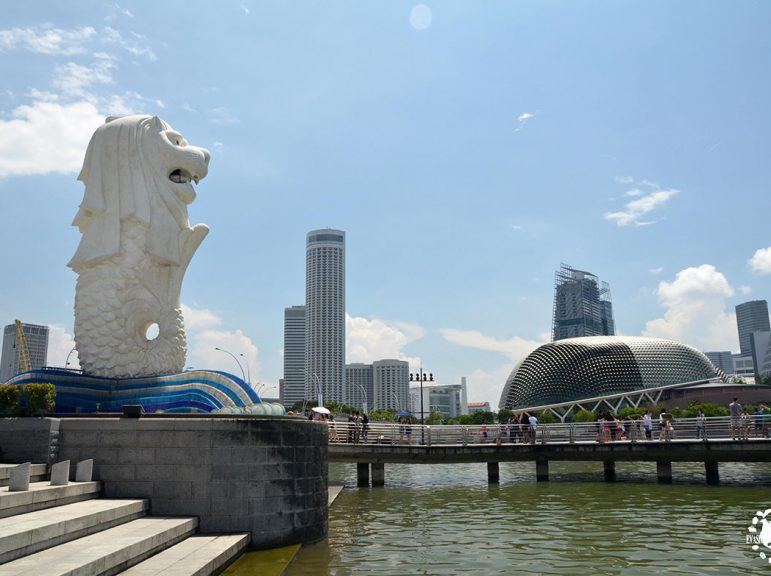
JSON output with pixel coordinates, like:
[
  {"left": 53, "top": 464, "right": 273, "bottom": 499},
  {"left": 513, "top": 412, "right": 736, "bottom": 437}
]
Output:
[{"left": 68, "top": 115, "right": 210, "bottom": 377}]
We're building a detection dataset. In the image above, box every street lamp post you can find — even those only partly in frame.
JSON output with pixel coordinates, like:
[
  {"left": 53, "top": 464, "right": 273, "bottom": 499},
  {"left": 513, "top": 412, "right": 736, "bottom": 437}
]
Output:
[
  {"left": 65, "top": 347, "right": 77, "bottom": 370},
  {"left": 313, "top": 373, "right": 323, "bottom": 407},
  {"left": 239, "top": 353, "right": 251, "bottom": 387},
  {"left": 389, "top": 390, "right": 400, "bottom": 413},
  {"left": 214, "top": 347, "right": 246, "bottom": 383},
  {"left": 354, "top": 382, "right": 368, "bottom": 415},
  {"left": 410, "top": 368, "right": 433, "bottom": 425}
]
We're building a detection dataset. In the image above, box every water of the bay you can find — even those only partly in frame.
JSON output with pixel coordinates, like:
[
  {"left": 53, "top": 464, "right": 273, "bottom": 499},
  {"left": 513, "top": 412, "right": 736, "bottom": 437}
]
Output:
[{"left": 285, "top": 461, "right": 771, "bottom": 575}]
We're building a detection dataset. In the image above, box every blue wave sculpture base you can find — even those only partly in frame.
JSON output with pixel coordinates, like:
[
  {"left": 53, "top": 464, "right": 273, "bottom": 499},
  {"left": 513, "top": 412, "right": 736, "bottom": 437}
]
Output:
[{"left": 5, "top": 369, "right": 284, "bottom": 415}]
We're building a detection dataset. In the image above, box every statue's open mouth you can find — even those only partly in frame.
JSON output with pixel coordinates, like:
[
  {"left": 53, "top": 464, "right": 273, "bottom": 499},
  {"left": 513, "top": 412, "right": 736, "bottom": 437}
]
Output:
[{"left": 169, "top": 169, "right": 199, "bottom": 184}]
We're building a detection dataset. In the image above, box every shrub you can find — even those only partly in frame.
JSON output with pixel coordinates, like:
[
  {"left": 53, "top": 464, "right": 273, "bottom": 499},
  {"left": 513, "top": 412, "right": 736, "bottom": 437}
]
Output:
[
  {"left": 538, "top": 411, "right": 557, "bottom": 424},
  {"left": 619, "top": 407, "right": 646, "bottom": 420},
  {"left": 0, "top": 385, "right": 20, "bottom": 415},
  {"left": 683, "top": 403, "right": 729, "bottom": 417},
  {"left": 22, "top": 383, "right": 56, "bottom": 416},
  {"left": 572, "top": 409, "right": 596, "bottom": 423}
]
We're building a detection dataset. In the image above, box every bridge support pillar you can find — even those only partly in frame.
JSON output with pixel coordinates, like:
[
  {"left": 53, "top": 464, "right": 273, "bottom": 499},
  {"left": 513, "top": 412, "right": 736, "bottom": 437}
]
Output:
[
  {"left": 603, "top": 460, "right": 616, "bottom": 482},
  {"left": 705, "top": 461, "right": 719, "bottom": 485},
  {"left": 656, "top": 461, "right": 672, "bottom": 484},
  {"left": 487, "top": 462, "right": 499, "bottom": 484},
  {"left": 536, "top": 458, "right": 549, "bottom": 482},
  {"left": 357, "top": 463, "right": 370, "bottom": 487},
  {"left": 371, "top": 462, "right": 385, "bottom": 487}
]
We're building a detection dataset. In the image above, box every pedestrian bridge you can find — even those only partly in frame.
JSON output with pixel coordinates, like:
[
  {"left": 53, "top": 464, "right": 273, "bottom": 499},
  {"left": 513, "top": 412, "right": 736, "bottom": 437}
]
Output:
[{"left": 327, "top": 416, "right": 771, "bottom": 486}]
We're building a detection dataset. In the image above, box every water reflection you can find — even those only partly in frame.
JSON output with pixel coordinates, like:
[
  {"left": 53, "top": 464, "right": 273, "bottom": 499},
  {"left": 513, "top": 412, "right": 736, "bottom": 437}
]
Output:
[{"left": 285, "top": 462, "right": 771, "bottom": 575}]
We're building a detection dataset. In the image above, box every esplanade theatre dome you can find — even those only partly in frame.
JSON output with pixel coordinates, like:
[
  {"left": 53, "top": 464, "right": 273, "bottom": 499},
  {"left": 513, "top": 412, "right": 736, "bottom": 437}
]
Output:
[{"left": 499, "top": 336, "right": 724, "bottom": 410}]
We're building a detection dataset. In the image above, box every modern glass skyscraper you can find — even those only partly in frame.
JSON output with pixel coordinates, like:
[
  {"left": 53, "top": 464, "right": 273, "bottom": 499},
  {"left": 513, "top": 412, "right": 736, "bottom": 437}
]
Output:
[
  {"left": 735, "top": 300, "right": 770, "bottom": 357},
  {"left": 305, "top": 229, "right": 346, "bottom": 404},
  {"left": 552, "top": 263, "right": 615, "bottom": 342},
  {"left": 282, "top": 305, "right": 305, "bottom": 408}
]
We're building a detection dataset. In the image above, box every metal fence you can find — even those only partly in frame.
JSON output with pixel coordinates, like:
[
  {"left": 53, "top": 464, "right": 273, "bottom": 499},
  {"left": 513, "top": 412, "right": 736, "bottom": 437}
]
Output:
[{"left": 325, "top": 415, "right": 771, "bottom": 447}]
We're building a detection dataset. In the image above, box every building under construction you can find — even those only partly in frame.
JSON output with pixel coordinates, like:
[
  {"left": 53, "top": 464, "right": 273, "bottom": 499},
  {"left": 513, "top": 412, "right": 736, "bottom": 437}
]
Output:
[
  {"left": 552, "top": 263, "right": 615, "bottom": 341},
  {"left": 0, "top": 322, "right": 49, "bottom": 382}
]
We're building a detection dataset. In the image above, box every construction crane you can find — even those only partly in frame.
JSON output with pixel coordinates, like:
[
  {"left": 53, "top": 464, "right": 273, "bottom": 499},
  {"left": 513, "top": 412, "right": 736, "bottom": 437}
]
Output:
[{"left": 14, "top": 320, "right": 32, "bottom": 373}]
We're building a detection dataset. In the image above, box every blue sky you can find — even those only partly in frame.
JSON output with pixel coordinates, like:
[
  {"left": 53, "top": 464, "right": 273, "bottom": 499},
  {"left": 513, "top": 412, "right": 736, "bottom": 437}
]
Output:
[{"left": 1, "top": 1, "right": 770, "bottom": 404}]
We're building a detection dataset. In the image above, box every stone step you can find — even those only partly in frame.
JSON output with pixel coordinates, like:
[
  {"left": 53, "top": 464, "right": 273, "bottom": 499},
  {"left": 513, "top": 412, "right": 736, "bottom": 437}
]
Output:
[
  {"left": 0, "top": 498, "right": 148, "bottom": 563},
  {"left": 0, "top": 464, "right": 48, "bottom": 487},
  {"left": 119, "top": 534, "right": 249, "bottom": 576},
  {"left": 0, "top": 516, "right": 198, "bottom": 576},
  {"left": 0, "top": 481, "right": 101, "bottom": 519}
]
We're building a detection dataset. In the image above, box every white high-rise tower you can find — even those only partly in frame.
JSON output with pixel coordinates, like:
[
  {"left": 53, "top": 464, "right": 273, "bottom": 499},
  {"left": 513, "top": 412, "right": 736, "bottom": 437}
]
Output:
[{"left": 305, "top": 229, "right": 345, "bottom": 405}]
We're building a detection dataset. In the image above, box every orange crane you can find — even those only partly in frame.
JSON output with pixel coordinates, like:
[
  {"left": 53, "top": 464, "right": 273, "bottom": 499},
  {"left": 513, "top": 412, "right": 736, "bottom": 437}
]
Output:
[{"left": 14, "top": 320, "right": 32, "bottom": 373}]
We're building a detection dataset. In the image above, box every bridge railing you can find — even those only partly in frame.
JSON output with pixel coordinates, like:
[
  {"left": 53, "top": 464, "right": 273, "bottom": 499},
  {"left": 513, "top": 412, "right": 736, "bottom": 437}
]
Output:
[{"left": 325, "top": 415, "right": 770, "bottom": 446}]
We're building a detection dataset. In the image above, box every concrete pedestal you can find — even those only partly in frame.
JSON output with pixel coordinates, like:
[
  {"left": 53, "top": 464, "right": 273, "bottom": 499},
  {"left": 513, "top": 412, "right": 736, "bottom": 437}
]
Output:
[
  {"left": 371, "top": 462, "right": 385, "bottom": 487},
  {"left": 657, "top": 461, "right": 672, "bottom": 484},
  {"left": 536, "top": 458, "right": 549, "bottom": 482},
  {"left": 487, "top": 462, "right": 499, "bottom": 484},
  {"left": 357, "top": 463, "right": 369, "bottom": 487},
  {"left": 705, "top": 461, "right": 720, "bottom": 485},
  {"left": 603, "top": 460, "right": 616, "bottom": 482}
]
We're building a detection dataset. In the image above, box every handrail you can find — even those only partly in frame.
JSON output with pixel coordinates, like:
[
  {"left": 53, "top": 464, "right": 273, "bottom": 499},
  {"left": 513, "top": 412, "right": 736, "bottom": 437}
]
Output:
[{"left": 324, "top": 415, "right": 771, "bottom": 447}]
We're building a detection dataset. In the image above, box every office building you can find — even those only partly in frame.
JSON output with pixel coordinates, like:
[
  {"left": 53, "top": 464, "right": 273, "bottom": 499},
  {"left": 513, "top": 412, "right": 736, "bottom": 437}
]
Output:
[
  {"left": 736, "top": 300, "right": 770, "bottom": 357},
  {"left": 704, "top": 351, "right": 733, "bottom": 375},
  {"left": 409, "top": 379, "right": 468, "bottom": 419},
  {"left": 467, "top": 402, "right": 491, "bottom": 414},
  {"left": 552, "top": 263, "right": 615, "bottom": 341},
  {"left": 0, "top": 322, "right": 49, "bottom": 382},
  {"left": 282, "top": 305, "right": 305, "bottom": 408},
  {"left": 373, "top": 359, "right": 409, "bottom": 412},
  {"left": 750, "top": 331, "right": 771, "bottom": 378},
  {"left": 305, "top": 229, "right": 346, "bottom": 404},
  {"left": 345, "top": 363, "right": 373, "bottom": 412}
]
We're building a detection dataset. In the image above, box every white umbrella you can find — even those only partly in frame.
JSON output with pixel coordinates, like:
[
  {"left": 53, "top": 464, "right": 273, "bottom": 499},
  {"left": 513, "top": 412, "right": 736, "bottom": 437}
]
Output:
[{"left": 312, "top": 406, "right": 331, "bottom": 415}]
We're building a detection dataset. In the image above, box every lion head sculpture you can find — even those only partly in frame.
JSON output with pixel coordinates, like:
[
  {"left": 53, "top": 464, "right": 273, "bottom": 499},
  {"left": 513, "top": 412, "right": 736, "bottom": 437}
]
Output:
[{"left": 69, "top": 115, "right": 210, "bottom": 378}]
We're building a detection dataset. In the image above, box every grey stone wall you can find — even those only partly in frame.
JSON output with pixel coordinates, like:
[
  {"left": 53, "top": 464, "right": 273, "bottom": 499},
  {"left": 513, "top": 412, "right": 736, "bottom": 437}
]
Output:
[
  {"left": 0, "top": 418, "right": 59, "bottom": 465},
  {"left": 56, "top": 416, "right": 328, "bottom": 549}
]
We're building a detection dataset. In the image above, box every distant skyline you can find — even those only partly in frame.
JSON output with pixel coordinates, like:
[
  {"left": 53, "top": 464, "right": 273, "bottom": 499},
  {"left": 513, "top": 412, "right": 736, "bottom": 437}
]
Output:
[{"left": 1, "top": 2, "right": 770, "bottom": 404}]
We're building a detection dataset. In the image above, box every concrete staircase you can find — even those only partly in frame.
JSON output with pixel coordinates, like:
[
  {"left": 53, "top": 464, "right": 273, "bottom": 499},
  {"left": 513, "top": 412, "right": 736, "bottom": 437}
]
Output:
[{"left": 0, "top": 464, "right": 248, "bottom": 576}]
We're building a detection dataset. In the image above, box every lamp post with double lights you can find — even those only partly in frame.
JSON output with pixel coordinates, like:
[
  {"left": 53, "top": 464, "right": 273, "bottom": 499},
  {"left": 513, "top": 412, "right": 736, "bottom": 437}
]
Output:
[
  {"left": 354, "top": 382, "right": 368, "bottom": 415},
  {"left": 239, "top": 353, "right": 252, "bottom": 388},
  {"left": 410, "top": 368, "right": 433, "bottom": 424},
  {"left": 214, "top": 347, "right": 246, "bottom": 383}
]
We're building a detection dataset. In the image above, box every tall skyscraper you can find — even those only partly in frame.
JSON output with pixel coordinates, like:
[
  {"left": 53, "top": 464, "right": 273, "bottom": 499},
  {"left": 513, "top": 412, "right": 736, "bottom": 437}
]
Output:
[
  {"left": 735, "top": 300, "right": 770, "bottom": 357},
  {"left": 345, "top": 363, "right": 373, "bottom": 412},
  {"left": 552, "top": 263, "right": 615, "bottom": 341},
  {"left": 282, "top": 305, "right": 306, "bottom": 408},
  {"left": 373, "top": 359, "right": 409, "bottom": 412},
  {"left": 0, "top": 322, "right": 49, "bottom": 382},
  {"left": 305, "top": 229, "right": 346, "bottom": 405}
]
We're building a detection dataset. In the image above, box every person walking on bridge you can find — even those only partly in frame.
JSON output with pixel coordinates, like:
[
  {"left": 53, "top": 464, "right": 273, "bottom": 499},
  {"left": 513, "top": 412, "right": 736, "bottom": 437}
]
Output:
[
  {"left": 528, "top": 413, "right": 538, "bottom": 444},
  {"left": 729, "top": 398, "right": 742, "bottom": 440}
]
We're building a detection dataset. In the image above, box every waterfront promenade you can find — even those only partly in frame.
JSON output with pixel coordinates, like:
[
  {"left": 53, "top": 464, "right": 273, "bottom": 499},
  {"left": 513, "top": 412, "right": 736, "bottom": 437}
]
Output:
[{"left": 327, "top": 416, "right": 771, "bottom": 486}]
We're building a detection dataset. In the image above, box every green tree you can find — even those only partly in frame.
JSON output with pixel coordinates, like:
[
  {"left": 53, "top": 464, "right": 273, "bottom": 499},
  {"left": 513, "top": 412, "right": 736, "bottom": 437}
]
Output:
[
  {"left": 426, "top": 411, "right": 443, "bottom": 425},
  {"left": 683, "top": 403, "right": 729, "bottom": 417},
  {"left": 619, "top": 407, "right": 646, "bottom": 420},
  {"left": 0, "top": 385, "right": 21, "bottom": 415},
  {"left": 458, "top": 414, "right": 475, "bottom": 425},
  {"left": 572, "top": 409, "right": 596, "bottom": 423},
  {"left": 497, "top": 409, "right": 513, "bottom": 423},
  {"left": 22, "top": 383, "right": 56, "bottom": 416},
  {"left": 472, "top": 410, "right": 496, "bottom": 424},
  {"left": 538, "top": 411, "right": 557, "bottom": 424}
]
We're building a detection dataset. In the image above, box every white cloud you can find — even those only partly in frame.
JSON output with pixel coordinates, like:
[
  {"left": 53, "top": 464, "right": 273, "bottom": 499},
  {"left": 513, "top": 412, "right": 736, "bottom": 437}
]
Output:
[
  {"left": 102, "top": 27, "right": 156, "bottom": 61},
  {"left": 510, "top": 224, "right": 523, "bottom": 231},
  {"left": 105, "top": 3, "right": 134, "bottom": 20},
  {"left": 439, "top": 329, "right": 541, "bottom": 362},
  {"left": 0, "top": 25, "right": 96, "bottom": 55},
  {"left": 649, "top": 267, "right": 664, "bottom": 275},
  {"left": 181, "top": 304, "right": 222, "bottom": 331},
  {"left": 740, "top": 285, "right": 752, "bottom": 295},
  {"left": 52, "top": 57, "right": 115, "bottom": 98},
  {"left": 47, "top": 324, "right": 79, "bottom": 369},
  {"left": 438, "top": 329, "right": 543, "bottom": 407},
  {"left": 614, "top": 175, "right": 634, "bottom": 184},
  {"left": 0, "top": 100, "right": 103, "bottom": 178},
  {"left": 240, "top": 4, "right": 250, "bottom": 15},
  {"left": 346, "top": 315, "right": 424, "bottom": 365},
  {"left": 213, "top": 141, "right": 224, "bottom": 154},
  {"left": 604, "top": 188, "right": 679, "bottom": 227},
  {"left": 625, "top": 189, "right": 643, "bottom": 197},
  {"left": 748, "top": 246, "right": 771, "bottom": 275},
  {"left": 211, "top": 107, "right": 239, "bottom": 125},
  {"left": 643, "top": 264, "right": 737, "bottom": 351},
  {"left": 517, "top": 112, "right": 534, "bottom": 122},
  {"left": 189, "top": 328, "right": 260, "bottom": 383}
]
